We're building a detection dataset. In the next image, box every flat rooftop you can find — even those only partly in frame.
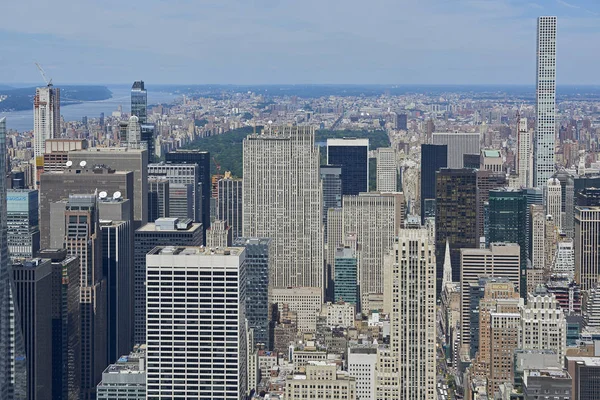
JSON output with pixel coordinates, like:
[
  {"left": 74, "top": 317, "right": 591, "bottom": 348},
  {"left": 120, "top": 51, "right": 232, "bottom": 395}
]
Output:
[{"left": 149, "top": 246, "right": 244, "bottom": 257}]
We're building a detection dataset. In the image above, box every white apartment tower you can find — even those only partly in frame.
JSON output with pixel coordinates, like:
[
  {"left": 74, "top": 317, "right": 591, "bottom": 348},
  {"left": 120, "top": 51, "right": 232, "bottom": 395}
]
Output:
[
  {"left": 546, "top": 177, "right": 562, "bottom": 231},
  {"left": 33, "top": 86, "right": 60, "bottom": 161},
  {"left": 243, "top": 125, "right": 323, "bottom": 290},
  {"left": 146, "top": 246, "right": 247, "bottom": 400},
  {"left": 382, "top": 227, "right": 436, "bottom": 400},
  {"left": 376, "top": 147, "right": 397, "bottom": 192},
  {"left": 520, "top": 293, "right": 566, "bottom": 364},
  {"left": 517, "top": 116, "right": 533, "bottom": 188},
  {"left": 534, "top": 16, "right": 557, "bottom": 188}
]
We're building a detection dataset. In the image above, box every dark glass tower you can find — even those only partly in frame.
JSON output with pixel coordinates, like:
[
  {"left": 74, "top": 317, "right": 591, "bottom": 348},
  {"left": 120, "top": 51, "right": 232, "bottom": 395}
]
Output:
[
  {"left": 165, "top": 150, "right": 211, "bottom": 236},
  {"left": 130, "top": 81, "right": 147, "bottom": 124},
  {"left": 420, "top": 144, "right": 447, "bottom": 221},
  {"left": 327, "top": 138, "right": 369, "bottom": 195},
  {"left": 488, "top": 188, "right": 528, "bottom": 297},
  {"left": 435, "top": 168, "right": 478, "bottom": 296},
  {"left": 320, "top": 165, "right": 342, "bottom": 240}
]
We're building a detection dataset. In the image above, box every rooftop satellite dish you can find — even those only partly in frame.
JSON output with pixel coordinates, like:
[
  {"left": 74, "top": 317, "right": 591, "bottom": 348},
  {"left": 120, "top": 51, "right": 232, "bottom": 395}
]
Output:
[
  {"left": 80, "top": 161, "right": 87, "bottom": 168},
  {"left": 113, "top": 191, "right": 122, "bottom": 200},
  {"left": 66, "top": 160, "right": 73, "bottom": 167},
  {"left": 99, "top": 191, "right": 108, "bottom": 199}
]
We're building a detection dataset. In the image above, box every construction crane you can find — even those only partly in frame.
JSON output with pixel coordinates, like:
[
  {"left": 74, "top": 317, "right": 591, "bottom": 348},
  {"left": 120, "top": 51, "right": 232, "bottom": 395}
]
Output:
[
  {"left": 213, "top": 157, "right": 221, "bottom": 172},
  {"left": 34, "top": 62, "right": 53, "bottom": 87}
]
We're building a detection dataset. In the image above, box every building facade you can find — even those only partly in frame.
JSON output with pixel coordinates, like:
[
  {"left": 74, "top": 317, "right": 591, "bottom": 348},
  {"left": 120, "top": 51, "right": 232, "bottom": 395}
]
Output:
[
  {"left": 574, "top": 206, "right": 600, "bottom": 291},
  {"left": 327, "top": 138, "right": 369, "bottom": 195},
  {"left": 376, "top": 148, "right": 397, "bottom": 192},
  {"left": 432, "top": 132, "right": 480, "bottom": 169},
  {"left": 6, "top": 189, "right": 39, "bottom": 261},
  {"left": 217, "top": 175, "right": 243, "bottom": 240}
]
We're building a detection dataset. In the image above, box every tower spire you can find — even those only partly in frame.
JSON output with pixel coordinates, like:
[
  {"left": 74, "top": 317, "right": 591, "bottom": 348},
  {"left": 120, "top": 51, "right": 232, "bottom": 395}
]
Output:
[{"left": 443, "top": 239, "right": 452, "bottom": 286}]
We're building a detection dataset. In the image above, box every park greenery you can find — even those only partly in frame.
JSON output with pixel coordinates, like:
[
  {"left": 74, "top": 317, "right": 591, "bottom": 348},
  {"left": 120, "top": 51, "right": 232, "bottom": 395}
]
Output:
[{"left": 185, "top": 127, "right": 390, "bottom": 185}]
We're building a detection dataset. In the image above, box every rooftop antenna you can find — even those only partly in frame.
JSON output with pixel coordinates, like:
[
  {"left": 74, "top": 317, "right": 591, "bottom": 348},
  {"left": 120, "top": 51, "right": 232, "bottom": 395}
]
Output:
[
  {"left": 113, "top": 191, "right": 122, "bottom": 200},
  {"left": 99, "top": 191, "right": 108, "bottom": 200},
  {"left": 79, "top": 161, "right": 87, "bottom": 168},
  {"left": 65, "top": 160, "right": 73, "bottom": 168},
  {"left": 34, "top": 62, "right": 53, "bottom": 87}
]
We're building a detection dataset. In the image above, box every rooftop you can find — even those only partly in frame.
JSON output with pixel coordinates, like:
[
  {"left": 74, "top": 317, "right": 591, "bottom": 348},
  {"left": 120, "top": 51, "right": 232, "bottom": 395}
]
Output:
[{"left": 148, "top": 246, "right": 244, "bottom": 257}]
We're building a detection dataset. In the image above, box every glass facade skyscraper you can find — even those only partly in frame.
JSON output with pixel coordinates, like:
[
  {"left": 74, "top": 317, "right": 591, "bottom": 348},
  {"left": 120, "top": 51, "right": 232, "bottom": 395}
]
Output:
[
  {"left": 420, "top": 144, "right": 447, "bottom": 221},
  {"left": 6, "top": 189, "right": 40, "bottom": 261},
  {"left": 130, "top": 81, "right": 147, "bottom": 124},
  {"left": 334, "top": 247, "right": 358, "bottom": 306},
  {"left": 327, "top": 138, "right": 369, "bottom": 195}
]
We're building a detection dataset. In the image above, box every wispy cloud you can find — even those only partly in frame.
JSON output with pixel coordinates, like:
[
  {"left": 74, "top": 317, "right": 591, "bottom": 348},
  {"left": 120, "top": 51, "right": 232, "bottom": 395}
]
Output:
[{"left": 556, "top": 0, "right": 580, "bottom": 9}]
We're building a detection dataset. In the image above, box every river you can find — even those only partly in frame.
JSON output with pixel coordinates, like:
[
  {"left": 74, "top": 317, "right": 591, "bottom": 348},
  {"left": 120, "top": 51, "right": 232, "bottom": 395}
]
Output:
[{"left": 0, "top": 85, "right": 180, "bottom": 132}]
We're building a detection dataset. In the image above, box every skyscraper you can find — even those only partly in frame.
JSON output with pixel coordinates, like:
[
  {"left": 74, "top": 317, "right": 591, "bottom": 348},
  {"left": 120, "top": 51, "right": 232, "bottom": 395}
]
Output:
[
  {"left": 243, "top": 126, "right": 323, "bottom": 290},
  {"left": 233, "top": 237, "right": 271, "bottom": 348},
  {"left": 165, "top": 150, "right": 212, "bottom": 235},
  {"left": 488, "top": 188, "right": 528, "bottom": 297},
  {"left": 436, "top": 168, "right": 478, "bottom": 295},
  {"left": 12, "top": 258, "right": 53, "bottom": 400},
  {"left": 63, "top": 195, "right": 106, "bottom": 400},
  {"left": 382, "top": 227, "right": 436, "bottom": 400},
  {"left": 133, "top": 218, "right": 203, "bottom": 344},
  {"left": 520, "top": 293, "right": 566, "bottom": 364},
  {"left": 547, "top": 177, "right": 562, "bottom": 231},
  {"left": 0, "top": 118, "right": 27, "bottom": 399},
  {"left": 146, "top": 246, "right": 247, "bottom": 399},
  {"left": 534, "top": 16, "right": 557, "bottom": 188},
  {"left": 6, "top": 189, "right": 40, "bottom": 261},
  {"left": 33, "top": 86, "right": 61, "bottom": 164},
  {"left": 376, "top": 148, "right": 397, "bottom": 192},
  {"left": 217, "top": 174, "right": 243, "bottom": 240},
  {"left": 148, "top": 163, "right": 200, "bottom": 223},
  {"left": 574, "top": 206, "right": 600, "bottom": 291},
  {"left": 147, "top": 176, "right": 169, "bottom": 222},
  {"left": 327, "top": 138, "right": 369, "bottom": 195},
  {"left": 517, "top": 116, "right": 533, "bottom": 188},
  {"left": 420, "top": 144, "right": 447, "bottom": 221},
  {"left": 130, "top": 81, "right": 147, "bottom": 124},
  {"left": 334, "top": 247, "right": 358, "bottom": 306},
  {"left": 320, "top": 165, "right": 342, "bottom": 240}
]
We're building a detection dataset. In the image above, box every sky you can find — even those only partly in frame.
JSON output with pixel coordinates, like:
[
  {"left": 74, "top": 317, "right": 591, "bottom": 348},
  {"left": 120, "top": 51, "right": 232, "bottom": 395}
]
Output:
[{"left": 1, "top": 0, "right": 599, "bottom": 85}]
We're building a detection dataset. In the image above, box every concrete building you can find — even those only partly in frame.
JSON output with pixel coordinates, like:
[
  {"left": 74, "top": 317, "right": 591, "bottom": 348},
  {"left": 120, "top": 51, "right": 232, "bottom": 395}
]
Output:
[
  {"left": 460, "top": 243, "right": 521, "bottom": 353},
  {"left": 206, "top": 219, "right": 232, "bottom": 248},
  {"left": 63, "top": 195, "right": 107, "bottom": 400},
  {"left": 271, "top": 287, "right": 322, "bottom": 333},
  {"left": 133, "top": 218, "right": 203, "bottom": 345},
  {"left": 285, "top": 362, "right": 356, "bottom": 400},
  {"left": 432, "top": 132, "right": 480, "bottom": 168},
  {"left": 342, "top": 192, "right": 404, "bottom": 307},
  {"left": 146, "top": 246, "right": 247, "bottom": 400},
  {"left": 326, "top": 207, "right": 343, "bottom": 282},
  {"left": 523, "top": 369, "right": 572, "bottom": 400},
  {"left": 382, "top": 227, "right": 436, "bottom": 400},
  {"left": 520, "top": 294, "right": 566, "bottom": 365},
  {"left": 217, "top": 174, "right": 243, "bottom": 240},
  {"left": 12, "top": 258, "right": 53, "bottom": 400},
  {"left": 534, "top": 16, "right": 557, "bottom": 188},
  {"left": 480, "top": 149, "right": 503, "bottom": 173},
  {"left": 233, "top": 237, "right": 272, "bottom": 348},
  {"left": 574, "top": 206, "right": 600, "bottom": 291},
  {"left": 320, "top": 165, "right": 342, "bottom": 241},
  {"left": 327, "top": 138, "right": 369, "bottom": 195},
  {"left": 68, "top": 147, "right": 148, "bottom": 226},
  {"left": 376, "top": 148, "right": 397, "bottom": 192},
  {"left": 96, "top": 345, "right": 146, "bottom": 400},
  {"left": 6, "top": 189, "right": 39, "bottom": 261},
  {"left": 243, "top": 126, "right": 324, "bottom": 290},
  {"left": 547, "top": 177, "right": 563, "bottom": 231},
  {"left": 347, "top": 346, "right": 377, "bottom": 400},
  {"left": 565, "top": 356, "right": 600, "bottom": 400},
  {"left": 530, "top": 204, "right": 547, "bottom": 271},
  {"left": 322, "top": 302, "right": 355, "bottom": 328},
  {"left": 33, "top": 86, "right": 61, "bottom": 168},
  {"left": 39, "top": 165, "right": 134, "bottom": 249},
  {"left": 517, "top": 116, "right": 534, "bottom": 188}
]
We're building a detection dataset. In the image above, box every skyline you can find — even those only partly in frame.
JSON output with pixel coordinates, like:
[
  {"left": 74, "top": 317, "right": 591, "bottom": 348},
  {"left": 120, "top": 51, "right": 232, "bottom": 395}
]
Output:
[{"left": 1, "top": 1, "right": 600, "bottom": 85}]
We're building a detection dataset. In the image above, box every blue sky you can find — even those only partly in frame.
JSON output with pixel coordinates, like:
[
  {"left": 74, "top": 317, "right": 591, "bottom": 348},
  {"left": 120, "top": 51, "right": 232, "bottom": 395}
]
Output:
[{"left": 1, "top": 0, "right": 599, "bottom": 85}]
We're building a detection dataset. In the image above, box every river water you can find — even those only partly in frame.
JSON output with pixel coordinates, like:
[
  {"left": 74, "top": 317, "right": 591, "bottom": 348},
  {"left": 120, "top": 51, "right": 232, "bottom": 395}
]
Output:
[{"left": 0, "top": 85, "right": 179, "bottom": 132}]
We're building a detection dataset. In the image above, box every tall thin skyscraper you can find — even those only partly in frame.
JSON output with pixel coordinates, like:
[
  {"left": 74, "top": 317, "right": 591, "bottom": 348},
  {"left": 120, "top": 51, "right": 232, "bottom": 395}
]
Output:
[
  {"left": 376, "top": 148, "right": 397, "bottom": 192},
  {"left": 420, "top": 144, "right": 447, "bottom": 221},
  {"left": 382, "top": 227, "right": 436, "bottom": 400},
  {"left": 546, "top": 177, "right": 562, "bottom": 231},
  {"left": 33, "top": 86, "right": 61, "bottom": 162},
  {"left": 574, "top": 206, "right": 600, "bottom": 292},
  {"left": 534, "top": 16, "right": 557, "bottom": 188},
  {"left": 130, "top": 81, "right": 147, "bottom": 124},
  {"left": 217, "top": 174, "right": 243, "bottom": 240},
  {"left": 320, "top": 165, "right": 342, "bottom": 241},
  {"left": 517, "top": 116, "right": 533, "bottom": 188},
  {"left": 243, "top": 125, "right": 323, "bottom": 290},
  {"left": 327, "top": 138, "right": 369, "bottom": 195},
  {"left": 0, "top": 117, "right": 27, "bottom": 399}
]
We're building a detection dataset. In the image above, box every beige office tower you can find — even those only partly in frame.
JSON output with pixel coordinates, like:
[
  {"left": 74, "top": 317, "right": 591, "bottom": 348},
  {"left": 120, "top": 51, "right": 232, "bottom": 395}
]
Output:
[
  {"left": 342, "top": 192, "right": 404, "bottom": 307},
  {"left": 575, "top": 206, "right": 600, "bottom": 291},
  {"left": 376, "top": 148, "right": 397, "bottom": 192},
  {"left": 285, "top": 363, "right": 356, "bottom": 400},
  {"left": 380, "top": 227, "right": 436, "bottom": 400},
  {"left": 242, "top": 125, "right": 323, "bottom": 290},
  {"left": 326, "top": 207, "right": 343, "bottom": 276},
  {"left": 517, "top": 116, "right": 533, "bottom": 188},
  {"left": 460, "top": 243, "right": 520, "bottom": 353},
  {"left": 544, "top": 214, "right": 558, "bottom": 272},
  {"left": 33, "top": 86, "right": 61, "bottom": 161},
  {"left": 546, "top": 177, "right": 562, "bottom": 231},
  {"left": 520, "top": 294, "right": 566, "bottom": 364},
  {"left": 472, "top": 281, "right": 521, "bottom": 396},
  {"left": 206, "top": 219, "right": 232, "bottom": 248},
  {"left": 270, "top": 287, "right": 322, "bottom": 333}
]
